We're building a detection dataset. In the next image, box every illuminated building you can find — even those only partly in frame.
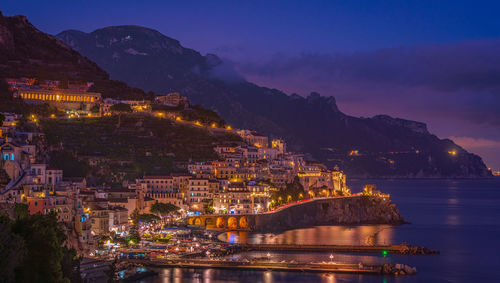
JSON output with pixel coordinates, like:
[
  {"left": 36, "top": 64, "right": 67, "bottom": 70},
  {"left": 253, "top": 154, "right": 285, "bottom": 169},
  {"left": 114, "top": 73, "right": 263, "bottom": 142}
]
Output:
[
  {"left": 140, "top": 176, "right": 174, "bottom": 192},
  {"left": 237, "top": 130, "right": 269, "bottom": 148},
  {"left": 271, "top": 139, "right": 287, "bottom": 154},
  {"left": 14, "top": 89, "right": 101, "bottom": 110},
  {"left": 213, "top": 181, "right": 270, "bottom": 214},
  {"left": 186, "top": 179, "right": 212, "bottom": 210},
  {"left": 258, "top": 147, "right": 278, "bottom": 160},
  {"left": 155, "top": 92, "right": 189, "bottom": 107},
  {"left": 363, "top": 184, "right": 390, "bottom": 199},
  {"left": 188, "top": 162, "right": 214, "bottom": 178},
  {"left": 297, "top": 168, "right": 347, "bottom": 193},
  {"left": 270, "top": 168, "right": 294, "bottom": 188},
  {"left": 0, "top": 112, "right": 19, "bottom": 128},
  {"left": 0, "top": 137, "right": 35, "bottom": 184}
]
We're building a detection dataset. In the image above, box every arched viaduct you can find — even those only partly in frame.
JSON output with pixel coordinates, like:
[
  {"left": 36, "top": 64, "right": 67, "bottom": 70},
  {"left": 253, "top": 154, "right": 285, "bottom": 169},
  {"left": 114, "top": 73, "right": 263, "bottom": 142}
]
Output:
[
  {"left": 185, "top": 196, "right": 404, "bottom": 232},
  {"left": 186, "top": 214, "right": 254, "bottom": 230}
]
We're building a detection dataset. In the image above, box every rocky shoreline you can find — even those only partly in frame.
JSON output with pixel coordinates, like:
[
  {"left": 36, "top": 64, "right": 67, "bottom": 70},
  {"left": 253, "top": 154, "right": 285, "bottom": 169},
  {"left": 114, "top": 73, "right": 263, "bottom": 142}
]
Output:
[
  {"left": 382, "top": 263, "right": 417, "bottom": 275},
  {"left": 253, "top": 196, "right": 405, "bottom": 232}
]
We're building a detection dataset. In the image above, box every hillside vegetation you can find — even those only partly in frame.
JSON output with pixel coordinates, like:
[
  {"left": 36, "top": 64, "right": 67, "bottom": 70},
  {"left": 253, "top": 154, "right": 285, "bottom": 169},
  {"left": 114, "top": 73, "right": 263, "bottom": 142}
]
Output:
[{"left": 41, "top": 115, "right": 241, "bottom": 183}]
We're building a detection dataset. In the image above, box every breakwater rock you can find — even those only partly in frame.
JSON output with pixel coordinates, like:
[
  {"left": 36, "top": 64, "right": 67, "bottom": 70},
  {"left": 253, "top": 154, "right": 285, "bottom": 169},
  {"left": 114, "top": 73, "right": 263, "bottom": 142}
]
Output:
[
  {"left": 253, "top": 196, "right": 404, "bottom": 232},
  {"left": 382, "top": 263, "right": 417, "bottom": 275},
  {"left": 399, "top": 244, "right": 440, "bottom": 255}
]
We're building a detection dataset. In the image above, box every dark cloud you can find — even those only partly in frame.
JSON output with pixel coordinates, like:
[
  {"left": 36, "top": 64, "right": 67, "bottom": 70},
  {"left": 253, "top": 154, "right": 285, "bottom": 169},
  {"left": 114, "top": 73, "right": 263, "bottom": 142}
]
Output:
[
  {"left": 234, "top": 38, "right": 500, "bottom": 127},
  {"left": 206, "top": 59, "right": 245, "bottom": 83}
]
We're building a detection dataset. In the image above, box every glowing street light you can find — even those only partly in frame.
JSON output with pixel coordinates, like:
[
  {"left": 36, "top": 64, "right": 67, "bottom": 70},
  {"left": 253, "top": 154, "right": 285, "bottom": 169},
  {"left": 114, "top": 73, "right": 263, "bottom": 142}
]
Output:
[{"left": 329, "top": 254, "right": 334, "bottom": 263}]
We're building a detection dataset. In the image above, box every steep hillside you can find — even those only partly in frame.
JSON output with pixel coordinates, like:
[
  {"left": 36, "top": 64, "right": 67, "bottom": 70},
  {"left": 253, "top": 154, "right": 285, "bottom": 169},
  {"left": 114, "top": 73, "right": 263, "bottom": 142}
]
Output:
[
  {"left": 0, "top": 12, "right": 238, "bottom": 185},
  {"left": 0, "top": 12, "right": 149, "bottom": 101},
  {"left": 0, "top": 13, "right": 106, "bottom": 81},
  {"left": 56, "top": 26, "right": 492, "bottom": 178},
  {"left": 41, "top": 115, "right": 241, "bottom": 184}
]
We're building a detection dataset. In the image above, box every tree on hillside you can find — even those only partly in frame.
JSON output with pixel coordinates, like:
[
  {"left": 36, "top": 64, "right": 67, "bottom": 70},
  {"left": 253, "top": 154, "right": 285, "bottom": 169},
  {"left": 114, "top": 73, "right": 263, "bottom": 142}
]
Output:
[
  {"left": 0, "top": 214, "right": 25, "bottom": 283},
  {"left": 126, "top": 224, "right": 141, "bottom": 247},
  {"left": 270, "top": 176, "right": 305, "bottom": 207},
  {"left": 203, "top": 199, "right": 215, "bottom": 214},
  {"left": 130, "top": 209, "right": 160, "bottom": 224},
  {"left": 150, "top": 202, "right": 180, "bottom": 217},
  {"left": 60, "top": 246, "right": 82, "bottom": 283},
  {"left": 49, "top": 151, "right": 88, "bottom": 178},
  {"left": 110, "top": 103, "right": 132, "bottom": 129},
  {"left": 130, "top": 209, "right": 140, "bottom": 224},
  {"left": 109, "top": 103, "right": 132, "bottom": 113},
  {"left": 0, "top": 204, "right": 82, "bottom": 283}
]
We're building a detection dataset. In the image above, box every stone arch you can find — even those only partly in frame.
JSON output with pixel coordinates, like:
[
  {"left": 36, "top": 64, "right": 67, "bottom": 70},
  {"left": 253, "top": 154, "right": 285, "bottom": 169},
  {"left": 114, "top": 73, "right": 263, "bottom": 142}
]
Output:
[
  {"left": 216, "top": 217, "right": 226, "bottom": 228},
  {"left": 228, "top": 217, "right": 238, "bottom": 230},
  {"left": 194, "top": 217, "right": 204, "bottom": 226},
  {"left": 239, "top": 216, "right": 248, "bottom": 229}
]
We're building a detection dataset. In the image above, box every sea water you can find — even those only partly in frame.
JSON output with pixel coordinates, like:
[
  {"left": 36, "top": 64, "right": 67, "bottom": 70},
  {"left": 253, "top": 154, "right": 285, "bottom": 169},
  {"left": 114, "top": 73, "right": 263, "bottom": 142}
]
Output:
[{"left": 147, "top": 178, "right": 500, "bottom": 283}]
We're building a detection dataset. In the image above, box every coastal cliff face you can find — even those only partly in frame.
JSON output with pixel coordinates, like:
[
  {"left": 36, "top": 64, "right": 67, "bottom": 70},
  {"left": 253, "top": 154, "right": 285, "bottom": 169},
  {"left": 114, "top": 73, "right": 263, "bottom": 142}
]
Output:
[{"left": 254, "top": 197, "right": 404, "bottom": 232}]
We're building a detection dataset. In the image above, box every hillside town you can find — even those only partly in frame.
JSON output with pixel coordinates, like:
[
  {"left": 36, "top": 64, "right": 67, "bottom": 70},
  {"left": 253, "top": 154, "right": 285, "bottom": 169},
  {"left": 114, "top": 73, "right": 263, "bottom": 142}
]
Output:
[
  {"left": 3, "top": 6, "right": 499, "bottom": 282},
  {"left": 0, "top": 77, "right": 350, "bottom": 256}
]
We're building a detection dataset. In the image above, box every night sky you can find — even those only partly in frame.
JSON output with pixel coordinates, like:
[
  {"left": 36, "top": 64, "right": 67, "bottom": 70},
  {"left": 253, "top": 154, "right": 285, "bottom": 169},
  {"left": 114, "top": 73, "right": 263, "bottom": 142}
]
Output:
[{"left": 3, "top": 0, "right": 500, "bottom": 169}]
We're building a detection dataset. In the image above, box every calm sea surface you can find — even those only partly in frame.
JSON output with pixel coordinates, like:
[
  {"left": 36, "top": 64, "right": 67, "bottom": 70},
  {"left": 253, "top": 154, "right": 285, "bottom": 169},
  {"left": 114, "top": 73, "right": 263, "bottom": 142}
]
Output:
[{"left": 146, "top": 178, "right": 500, "bottom": 283}]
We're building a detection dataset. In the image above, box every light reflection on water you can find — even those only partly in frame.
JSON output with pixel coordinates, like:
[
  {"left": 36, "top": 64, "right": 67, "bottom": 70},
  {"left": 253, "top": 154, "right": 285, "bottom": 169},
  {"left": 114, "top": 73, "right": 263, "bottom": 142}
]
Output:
[
  {"left": 220, "top": 225, "right": 395, "bottom": 246},
  {"left": 149, "top": 266, "right": 389, "bottom": 283},
  {"left": 143, "top": 179, "right": 500, "bottom": 283}
]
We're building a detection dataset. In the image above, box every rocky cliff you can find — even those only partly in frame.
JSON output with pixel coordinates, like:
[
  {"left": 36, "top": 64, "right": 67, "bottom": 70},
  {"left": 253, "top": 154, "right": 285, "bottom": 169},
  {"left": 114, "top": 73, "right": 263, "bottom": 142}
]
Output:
[
  {"left": 254, "top": 196, "right": 404, "bottom": 232},
  {"left": 56, "top": 25, "right": 493, "bottom": 178}
]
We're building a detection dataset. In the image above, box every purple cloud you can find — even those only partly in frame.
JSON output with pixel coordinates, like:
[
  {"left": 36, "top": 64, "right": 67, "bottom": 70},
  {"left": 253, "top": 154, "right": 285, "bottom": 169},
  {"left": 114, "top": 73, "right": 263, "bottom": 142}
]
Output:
[{"left": 229, "top": 38, "right": 500, "bottom": 169}]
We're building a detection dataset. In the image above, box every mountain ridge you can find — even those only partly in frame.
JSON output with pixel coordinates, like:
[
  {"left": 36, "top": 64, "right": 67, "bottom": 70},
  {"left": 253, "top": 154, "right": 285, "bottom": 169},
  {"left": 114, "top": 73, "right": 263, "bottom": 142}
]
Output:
[{"left": 3, "top": 20, "right": 487, "bottom": 177}]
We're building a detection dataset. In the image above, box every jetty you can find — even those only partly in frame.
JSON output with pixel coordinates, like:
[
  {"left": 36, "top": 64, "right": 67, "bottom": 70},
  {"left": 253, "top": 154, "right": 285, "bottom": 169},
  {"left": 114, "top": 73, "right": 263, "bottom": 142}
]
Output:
[
  {"left": 239, "top": 243, "right": 439, "bottom": 255},
  {"left": 126, "top": 258, "right": 417, "bottom": 275}
]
